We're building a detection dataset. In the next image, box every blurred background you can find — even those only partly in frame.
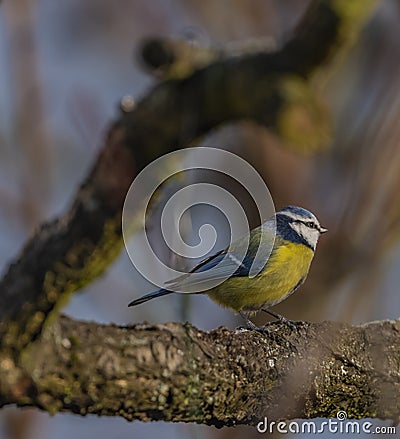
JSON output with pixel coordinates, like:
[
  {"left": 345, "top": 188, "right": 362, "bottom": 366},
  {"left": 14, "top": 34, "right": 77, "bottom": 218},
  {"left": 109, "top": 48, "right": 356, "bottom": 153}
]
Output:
[{"left": 1, "top": 0, "right": 400, "bottom": 438}]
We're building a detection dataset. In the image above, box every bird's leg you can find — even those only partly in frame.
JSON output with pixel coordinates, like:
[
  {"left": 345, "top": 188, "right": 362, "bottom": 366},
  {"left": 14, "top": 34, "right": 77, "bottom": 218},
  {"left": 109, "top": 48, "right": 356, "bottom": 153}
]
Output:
[
  {"left": 262, "top": 308, "right": 297, "bottom": 330},
  {"left": 238, "top": 311, "right": 257, "bottom": 330},
  {"left": 238, "top": 311, "right": 272, "bottom": 333}
]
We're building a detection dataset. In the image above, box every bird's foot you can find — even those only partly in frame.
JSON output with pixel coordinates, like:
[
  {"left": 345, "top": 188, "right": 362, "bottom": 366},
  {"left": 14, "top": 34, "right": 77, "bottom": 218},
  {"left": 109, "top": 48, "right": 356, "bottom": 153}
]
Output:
[
  {"left": 235, "top": 324, "right": 274, "bottom": 335},
  {"left": 255, "top": 325, "right": 274, "bottom": 334},
  {"left": 262, "top": 309, "right": 298, "bottom": 330},
  {"left": 277, "top": 316, "right": 297, "bottom": 330},
  {"left": 237, "top": 311, "right": 273, "bottom": 334}
]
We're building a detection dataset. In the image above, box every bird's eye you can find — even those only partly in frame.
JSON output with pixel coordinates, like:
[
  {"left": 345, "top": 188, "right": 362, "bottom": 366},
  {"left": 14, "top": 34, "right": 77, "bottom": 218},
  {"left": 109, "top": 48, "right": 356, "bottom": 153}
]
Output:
[{"left": 307, "top": 221, "right": 316, "bottom": 229}]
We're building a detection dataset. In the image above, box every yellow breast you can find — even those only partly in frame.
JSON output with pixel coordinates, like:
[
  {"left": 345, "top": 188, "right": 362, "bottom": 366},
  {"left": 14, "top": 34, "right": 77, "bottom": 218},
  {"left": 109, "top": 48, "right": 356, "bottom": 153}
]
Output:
[{"left": 207, "top": 241, "right": 314, "bottom": 312}]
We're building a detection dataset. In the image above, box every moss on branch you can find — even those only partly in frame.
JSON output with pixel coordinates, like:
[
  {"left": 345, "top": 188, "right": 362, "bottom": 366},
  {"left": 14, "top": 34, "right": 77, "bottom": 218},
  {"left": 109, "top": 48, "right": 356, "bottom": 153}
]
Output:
[{"left": 1, "top": 318, "right": 399, "bottom": 425}]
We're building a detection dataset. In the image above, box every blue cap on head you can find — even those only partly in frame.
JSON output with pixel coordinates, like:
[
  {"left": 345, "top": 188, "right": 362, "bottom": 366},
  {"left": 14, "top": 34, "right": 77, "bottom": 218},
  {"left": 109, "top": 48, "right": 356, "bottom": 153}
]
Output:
[{"left": 279, "top": 206, "right": 316, "bottom": 220}]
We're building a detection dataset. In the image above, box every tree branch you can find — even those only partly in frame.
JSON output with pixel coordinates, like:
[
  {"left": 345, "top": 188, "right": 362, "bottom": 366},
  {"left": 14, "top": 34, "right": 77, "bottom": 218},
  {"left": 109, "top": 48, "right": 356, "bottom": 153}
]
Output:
[{"left": 1, "top": 318, "right": 399, "bottom": 424}]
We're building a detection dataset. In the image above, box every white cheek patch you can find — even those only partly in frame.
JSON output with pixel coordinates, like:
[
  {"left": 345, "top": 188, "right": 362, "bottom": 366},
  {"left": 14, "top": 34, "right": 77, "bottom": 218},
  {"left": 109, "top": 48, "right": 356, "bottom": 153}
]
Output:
[{"left": 289, "top": 222, "right": 318, "bottom": 250}]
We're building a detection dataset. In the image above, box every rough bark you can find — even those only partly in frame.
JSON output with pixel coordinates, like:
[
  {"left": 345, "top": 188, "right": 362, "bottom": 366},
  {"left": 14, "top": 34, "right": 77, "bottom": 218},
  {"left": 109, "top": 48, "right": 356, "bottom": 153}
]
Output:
[{"left": 1, "top": 317, "right": 399, "bottom": 425}]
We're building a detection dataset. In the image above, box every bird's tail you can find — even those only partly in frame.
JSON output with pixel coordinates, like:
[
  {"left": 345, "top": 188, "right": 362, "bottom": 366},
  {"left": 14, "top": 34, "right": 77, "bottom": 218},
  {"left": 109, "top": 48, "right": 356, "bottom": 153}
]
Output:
[{"left": 128, "top": 288, "right": 171, "bottom": 307}]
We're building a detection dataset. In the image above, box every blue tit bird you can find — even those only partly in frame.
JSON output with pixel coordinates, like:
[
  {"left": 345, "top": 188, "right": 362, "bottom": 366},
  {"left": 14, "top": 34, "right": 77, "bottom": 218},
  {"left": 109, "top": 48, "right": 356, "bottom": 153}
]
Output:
[{"left": 128, "top": 206, "right": 327, "bottom": 330}]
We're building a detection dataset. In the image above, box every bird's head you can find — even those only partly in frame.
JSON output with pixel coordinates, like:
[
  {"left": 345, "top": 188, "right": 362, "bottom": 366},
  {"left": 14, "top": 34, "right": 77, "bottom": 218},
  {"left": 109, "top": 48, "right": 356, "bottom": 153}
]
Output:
[{"left": 276, "top": 206, "right": 327, "bottom": 251}]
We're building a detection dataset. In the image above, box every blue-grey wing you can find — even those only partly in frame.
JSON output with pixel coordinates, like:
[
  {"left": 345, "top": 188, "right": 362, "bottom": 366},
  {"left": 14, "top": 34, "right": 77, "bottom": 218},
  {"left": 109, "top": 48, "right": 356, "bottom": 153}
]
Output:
[
  {"left": 164, "top": 223, "right": 275, "bottom": 291},
  {"left": 164, "top": 247, "right": 241, "bottom": 291}
]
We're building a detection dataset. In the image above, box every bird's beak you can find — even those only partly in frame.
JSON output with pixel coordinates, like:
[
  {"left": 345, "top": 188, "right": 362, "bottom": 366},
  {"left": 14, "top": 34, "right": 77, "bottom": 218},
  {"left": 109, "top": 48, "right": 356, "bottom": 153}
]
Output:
[{"left": 319, "top": 227, "right": 328, "bottom": 234}]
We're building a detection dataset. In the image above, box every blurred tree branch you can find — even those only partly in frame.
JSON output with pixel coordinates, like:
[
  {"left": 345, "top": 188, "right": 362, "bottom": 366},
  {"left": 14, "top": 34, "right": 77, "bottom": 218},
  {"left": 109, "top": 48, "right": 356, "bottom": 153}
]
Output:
[
  {"left": 0, "top": 0, "right": 389, "bottom": 426},
  {"left": 0, "top": 0, "right": 378, "bottom": 351},
  {"left": 1, "top": 317, "right": 399, "bottom": 424},
  {"left": 139, "top": 35, "right": 277, "bottom": 79}
]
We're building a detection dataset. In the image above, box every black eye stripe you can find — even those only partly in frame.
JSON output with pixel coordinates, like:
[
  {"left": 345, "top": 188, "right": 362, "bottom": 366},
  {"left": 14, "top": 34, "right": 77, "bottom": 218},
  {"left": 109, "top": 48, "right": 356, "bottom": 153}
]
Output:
[
  {"left": 279, "top": 214, "right": 318, "bottom": 230},
  {"left": 292, "top": 220, "right": 316, "bottom": 229}
]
